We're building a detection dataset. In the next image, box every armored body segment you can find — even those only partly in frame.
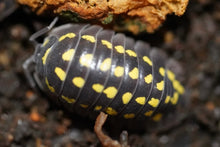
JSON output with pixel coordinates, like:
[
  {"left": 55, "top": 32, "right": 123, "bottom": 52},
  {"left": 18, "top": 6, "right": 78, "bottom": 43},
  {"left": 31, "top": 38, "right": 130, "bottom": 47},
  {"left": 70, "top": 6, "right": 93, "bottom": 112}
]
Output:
[
  {"left": 92, "top": 33, "right": 126, "bottom": 116},
  {"left": 35, "top": 36, "right": 57, "bottom": 92},
  {"left": 60, "top": 25, "right": 103, "bottom": 105},
  {"left": 117, "top": 41, "right": 153, "bottom": 119},
  {"left": 105, "top": 37, "right": 139, "bottom": 119},
  {"left": 26, "top": 23, "right": 185, "bottom": 121},
  {"left": 150, "top": 69, "right": 170, "bottom": 119},
  {"left": 74, "top": 30, "right": 115, "bottom": 114},
  {"left": 136, "top": 49, "right": 167, "bottom": 120}
]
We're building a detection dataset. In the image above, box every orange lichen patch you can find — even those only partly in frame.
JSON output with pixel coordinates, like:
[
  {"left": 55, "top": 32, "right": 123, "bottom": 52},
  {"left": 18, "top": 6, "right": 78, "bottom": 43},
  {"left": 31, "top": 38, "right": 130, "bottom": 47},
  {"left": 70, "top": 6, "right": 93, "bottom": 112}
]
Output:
[
  {"left": 56, "top": 1, "right": 109, "bottom": 19},
  {"left": 127, "top": 0, "right": 189, "bottom": 32},
  {"left": 16, "top": 0, "right": 189, "bottom": 33}
]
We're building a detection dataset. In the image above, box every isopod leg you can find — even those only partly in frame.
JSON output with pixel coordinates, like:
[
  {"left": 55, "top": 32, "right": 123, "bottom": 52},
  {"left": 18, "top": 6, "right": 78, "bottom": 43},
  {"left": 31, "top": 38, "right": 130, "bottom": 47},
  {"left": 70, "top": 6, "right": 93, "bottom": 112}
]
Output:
[
  {"left": 29, "top": 17, "right": 58, "bottom": 44},
  {"left": 22, "top": 55, "right": 36, "bottom": 89},
  {"left": 120, "top": 131, "right": 129, "bottom": 147}
]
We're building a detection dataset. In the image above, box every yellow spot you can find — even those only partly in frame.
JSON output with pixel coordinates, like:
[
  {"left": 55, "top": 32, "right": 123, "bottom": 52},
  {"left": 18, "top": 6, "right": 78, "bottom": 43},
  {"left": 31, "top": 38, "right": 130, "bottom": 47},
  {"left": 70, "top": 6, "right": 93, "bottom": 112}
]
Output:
[
  {"left": 61, "top": 95, "right": 76, "bottom": 103},
  {"left": 80, "top": 104, "right": 88, "bottom": 108},
  {"left": 128, "top": 67, "right": 139, "bottom": 79},
  {"left": 82, "top": 35, "right": 95, "bottom": 43},
  {"left": 173, "top": 80, "right": 185, "bottom": 94},
  {"left": 79, "top": 54, "right": 93, "bottom": 67},
  {"left": 124, "top": 113, "right": 135, "bottom": 119},
  {"left": 72, "top": 77, "right": 85, "bottom": 88},
  {"left": 148, "top": 98, "right": 159, "bottom": 108},
  {"left": 101, "top": 40, "right": 112, "bottom": 49},
  {"left": 105, "top": 107, "right": 117, "bottom": 115},
  {"left": 170, "top": 92, "right": 179, "bottom": 105},
  {"left": 45, "top": 78, "right": 55, "bottom": 93},
  {"left": 125, "top": 50, "right": 137, "bottom": 57},
  {"left": 156, "top": 80, "right": 164, "bottom": 91},
  {"left": 62, "top": 49, "right": 75, "bottom": 61},
  {"left": 167, "top": 70, "right": 175, "bottom": 81},
  {"left": 103, "top": 87, "right": 118, "bottom": 99},
  {"left": 144, "top": 110, "right": 153, "bottom": 116},
  {"left": 165, "top": 95, "right": 171, "bottom": 104},
  {"left": 135, "top": 97, "right": 146, "bottom": 105},
  {"left": 144, "top": 74, "right": 152, "bottom": 84},
  {"left": 159, "top": 67, "right": 165, "bottom": 77},
  {"left": 92, "top": 84, "right": 104, "bottom": 93},
  {"left": 143, "top": 56, "right": 152, "bottom": 66},
  {"left": 122, "top": 92, "right": 132, "bottom": 104},
  {"left": 152, "top": 113, "right": 162, "bottom": 121},
  {"left": 94, "top": 105, "right": 102, "bottom": 111},
  {"left": 54, "top": 67, "right": 66, "bottom": 81},
  {"left": 42, "top": 48, "right": 51, "bottom": 65},
  {"left": 115, "top": 45, "right": 125, "bottom": 53},
  {"left": 114, "top": 66, "right": 124, "bottom": 77},
  {"left": 42, "top": 38, "right": 49, "bottom": 47},
  {"left": 100, "top": 58, "right": 111, "bottom": 72},
  {"left": 59, "top": 33, "right": 76, "bottom": 42}
]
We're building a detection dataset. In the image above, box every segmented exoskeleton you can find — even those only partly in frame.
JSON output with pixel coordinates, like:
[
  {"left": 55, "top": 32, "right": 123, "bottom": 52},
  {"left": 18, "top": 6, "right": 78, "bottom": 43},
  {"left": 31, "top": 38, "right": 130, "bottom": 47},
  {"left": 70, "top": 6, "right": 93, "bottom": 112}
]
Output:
[{"left": 23, "top": 18, "right": 184, "bottom": 121}]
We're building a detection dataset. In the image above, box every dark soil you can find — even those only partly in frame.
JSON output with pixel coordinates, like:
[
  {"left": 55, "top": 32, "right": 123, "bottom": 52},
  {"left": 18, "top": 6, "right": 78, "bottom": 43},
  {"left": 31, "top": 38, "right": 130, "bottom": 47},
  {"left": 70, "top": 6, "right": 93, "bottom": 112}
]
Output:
[{"left": 0, "top": 0, "right": 219, "bottom": 146}]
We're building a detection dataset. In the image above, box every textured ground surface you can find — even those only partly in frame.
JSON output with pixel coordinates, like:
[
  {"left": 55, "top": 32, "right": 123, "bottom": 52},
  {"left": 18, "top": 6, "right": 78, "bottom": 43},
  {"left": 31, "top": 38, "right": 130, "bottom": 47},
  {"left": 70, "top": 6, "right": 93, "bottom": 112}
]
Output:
[{"left": 0, "top": 0, "right": 219, "bottom": 146}]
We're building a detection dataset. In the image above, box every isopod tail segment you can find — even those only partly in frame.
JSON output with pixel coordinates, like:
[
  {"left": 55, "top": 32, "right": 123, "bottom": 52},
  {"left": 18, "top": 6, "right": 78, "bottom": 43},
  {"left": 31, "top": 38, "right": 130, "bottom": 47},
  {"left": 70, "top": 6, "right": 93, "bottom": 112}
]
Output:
[{"left": 23, "top": 17, "right": 58, "bottom": 90}]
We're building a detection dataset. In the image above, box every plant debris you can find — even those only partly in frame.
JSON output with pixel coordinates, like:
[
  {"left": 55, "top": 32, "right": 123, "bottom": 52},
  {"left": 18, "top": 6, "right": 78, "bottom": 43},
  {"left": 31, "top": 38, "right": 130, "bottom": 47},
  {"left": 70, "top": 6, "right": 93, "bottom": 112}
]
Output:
[{"left": 16, "top": 0, "right": 189, "bottom": 34}]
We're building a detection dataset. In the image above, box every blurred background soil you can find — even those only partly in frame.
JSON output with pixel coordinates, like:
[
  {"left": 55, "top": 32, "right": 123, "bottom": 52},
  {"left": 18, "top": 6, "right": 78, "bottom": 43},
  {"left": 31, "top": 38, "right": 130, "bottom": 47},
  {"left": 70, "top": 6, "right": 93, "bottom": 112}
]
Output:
[{"left": 0, "top": 0, "right": 219, "bottom": 146}]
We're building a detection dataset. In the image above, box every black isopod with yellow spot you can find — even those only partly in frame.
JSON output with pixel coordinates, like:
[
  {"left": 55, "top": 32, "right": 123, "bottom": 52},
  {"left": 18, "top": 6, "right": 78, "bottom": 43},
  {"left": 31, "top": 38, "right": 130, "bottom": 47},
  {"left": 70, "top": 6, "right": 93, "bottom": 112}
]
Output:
[{"left": 23, "top": 18, "right": 184, "bottom": 121}]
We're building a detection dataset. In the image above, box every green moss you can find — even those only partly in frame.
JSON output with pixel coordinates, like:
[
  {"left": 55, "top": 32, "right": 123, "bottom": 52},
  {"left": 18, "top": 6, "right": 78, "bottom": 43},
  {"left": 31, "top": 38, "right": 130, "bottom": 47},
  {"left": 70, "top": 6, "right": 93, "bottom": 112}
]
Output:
[
  {"left": 114, "top": 17, "right": 147, "bottom": 34},
  {"left": 59, "top": 11, "right": 85, "bottom": 22},
  {"left": 101, "top": 13, "right": 113, "bottom": 24}
]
